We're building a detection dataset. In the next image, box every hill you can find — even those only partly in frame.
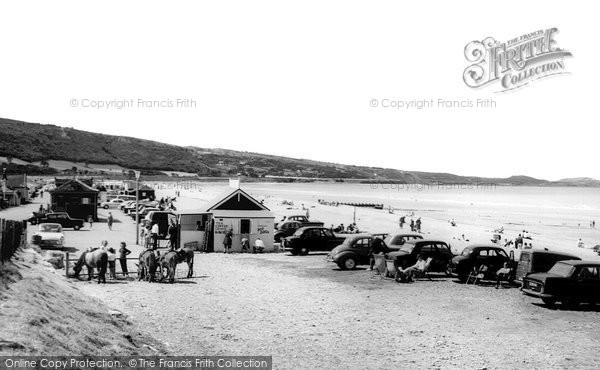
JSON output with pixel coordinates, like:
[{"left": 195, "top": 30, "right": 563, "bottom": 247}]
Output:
[{"left": 0, "top": 118, "right": 598, "bottom": 186}]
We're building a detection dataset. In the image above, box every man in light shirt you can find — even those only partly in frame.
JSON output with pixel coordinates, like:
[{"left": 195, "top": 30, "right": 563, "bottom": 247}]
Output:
[
  {"left": 151, "top": 222, "right": 160, "bottom": 249},
  {"left": 253, "top": 238, "right": 265, "bottom": 253}
]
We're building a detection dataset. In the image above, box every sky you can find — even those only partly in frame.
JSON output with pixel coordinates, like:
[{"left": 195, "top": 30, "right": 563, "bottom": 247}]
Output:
[{"left": 0, "top": 1, "right": 597, "bottom": 181}]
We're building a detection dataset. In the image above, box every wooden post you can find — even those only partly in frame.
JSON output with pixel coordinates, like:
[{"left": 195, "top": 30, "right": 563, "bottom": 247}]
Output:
[{"left": 65, "top": 252, "right": 69, "bottom": 277}]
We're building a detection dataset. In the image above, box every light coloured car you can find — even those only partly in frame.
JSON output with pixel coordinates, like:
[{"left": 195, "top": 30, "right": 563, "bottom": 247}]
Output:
[
  {"left": 32, "top": 223, "right": 65, "bottom": 249},
  {"left": 100, "top": 198, "right": 126, "bottom": 209}
]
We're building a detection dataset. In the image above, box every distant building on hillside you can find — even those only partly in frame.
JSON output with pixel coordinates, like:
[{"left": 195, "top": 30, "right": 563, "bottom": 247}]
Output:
[{"left": 50, "top": 179, "right": 99, "bottom": 221}]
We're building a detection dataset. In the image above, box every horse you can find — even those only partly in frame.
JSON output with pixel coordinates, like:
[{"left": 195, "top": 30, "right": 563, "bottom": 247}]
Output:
[
  {"left": 159, "top": 246, "right": 194, "bottom": 283},
  {"left": 72, "top": 249, "right": 108, "bottom": 284},
  {"left": 138, "top": 250, "right": 159, "bottom": 282}
]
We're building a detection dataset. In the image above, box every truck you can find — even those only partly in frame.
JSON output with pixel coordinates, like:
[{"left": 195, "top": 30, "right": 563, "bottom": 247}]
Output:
[{"left": 283, "top": 226, "right": 347, "bottom": 256}]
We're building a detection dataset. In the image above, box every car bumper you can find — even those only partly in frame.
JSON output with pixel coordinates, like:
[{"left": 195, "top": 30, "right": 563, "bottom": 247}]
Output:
[{"left": 521, "top": 288, "right": 553, "bottom": 298}]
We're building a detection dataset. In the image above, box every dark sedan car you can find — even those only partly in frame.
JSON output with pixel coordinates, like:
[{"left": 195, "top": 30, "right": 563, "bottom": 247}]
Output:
[
  {"left": 450, "top": 244, "right": 514, "bottom": 282},
  {"left": 522, "top": 260, "right": 600, "bottom": 307},
  {"left": 387, "top": 239, "right": 454, "bottom": 273},
  {"left": 326, "top": 233, "right": 391, "bottom": 270},
  {"left": 28, "top": 212, "right": 84, "bottom": 230}
]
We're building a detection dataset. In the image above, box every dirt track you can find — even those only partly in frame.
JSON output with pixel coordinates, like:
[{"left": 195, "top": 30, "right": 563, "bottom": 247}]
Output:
[{"left": 77, "top": 252, "right": 600, "bottom": 369}]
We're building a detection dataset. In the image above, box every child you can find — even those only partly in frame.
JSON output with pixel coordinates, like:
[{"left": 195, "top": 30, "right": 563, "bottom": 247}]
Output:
[
  {"left": 118, "top": 242, "right": 131, "bottom": 276},
  {"left": 107, "top": 247, "right": 117, "bottom": 279}
]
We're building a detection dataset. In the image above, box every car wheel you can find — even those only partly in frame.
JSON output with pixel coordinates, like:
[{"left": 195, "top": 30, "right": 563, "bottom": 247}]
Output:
[
  {"left": 30, "top": 219, "right": 37, "bottom": 225},
  {"left": 299, "top": 247, "right": 309, "bottom": 256},
  {"left": 340, "top": 257, "right": 356, "bottom": 270},
  {"left": 103, "top": 205, "right": 109, "bottom": 209},
  {"left": 73, "top": 225, "right": 81, "bottom": 231},
  {"left": 542, "top": 298, "right": 556, "bottom": 306}
]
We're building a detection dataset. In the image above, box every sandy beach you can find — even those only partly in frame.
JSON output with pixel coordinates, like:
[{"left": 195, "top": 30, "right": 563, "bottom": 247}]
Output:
[{"left": 3, "top": 181, "right": 600, "bottom": 369}]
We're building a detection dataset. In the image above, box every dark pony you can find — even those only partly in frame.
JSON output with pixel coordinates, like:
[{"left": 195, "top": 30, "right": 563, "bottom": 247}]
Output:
[
  {"left": 138, "top": 250, "right": 159, "bottom": 282},
  {"left": 159, "top": 246, "right": 194, "bottom": 283},
  {"left": 72, "top": 249, "right": 108, "bottom": 284}
]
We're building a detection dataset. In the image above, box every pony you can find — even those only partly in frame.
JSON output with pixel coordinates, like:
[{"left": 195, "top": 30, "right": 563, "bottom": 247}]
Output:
[
  {"left": 159, "top": 246, "right": 194, "bottom": 283},
  {"left": 138, "top": 250, "right": 159, "bottom": 282},
  {"left": 72, "top": 249, "right": 108, "bottom": 284}
]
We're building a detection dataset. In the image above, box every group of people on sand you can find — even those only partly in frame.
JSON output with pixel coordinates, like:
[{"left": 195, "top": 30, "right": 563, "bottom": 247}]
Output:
[
  {"left": 331, "top": 223, "right": 360, "bottom": 233},
  {"left": 87, "top": 240, "right": 131, "bottom": 279},
  {"left": 222, "top": 229, "right": 265, "bottom": 253},
  {"left": 368, "top": 237, "right": 427, "bottom": 283},
  {"left": 398, "top": 216, "right": 422, "bottom": 233}
]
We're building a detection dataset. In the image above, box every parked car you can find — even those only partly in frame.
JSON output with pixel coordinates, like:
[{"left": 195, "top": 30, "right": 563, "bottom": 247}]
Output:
[
  {"left": 119, "top": 200, "right": 136, "bottom": 211},
  {"left": 284, "top": 226, "right": 347, "bottom": 255},
  {"left": 275, "top": 214, "right": 315, "bottom": 229},
  {"left": 383, "top": 233, "right": 423, "bottom": 248},
  {"left": 31, "top": 223, "right": 65, "bottom": 249},
  {"left": 274, "top": 220, "right": 325, "bottom": 242},
  {"left": 28, "top": 212, "right": 84, "bottom": 230},
  {"left": 100, "top": 198, "right": 126, "bottom": 209},
  {"left": 326, "top": 233, "right": 394, "bottom": 270},
  {"left": 449, "top": 244, "right": 514, "bottom": 283},
  {"left": 388, "top": 239, "right": 454, "bottom": 274},
  {"left": 522, "top": 260, "right": 600, "bottom": 307},
  {"left": 515, "top": 250, "right": 581, "bottom": 283}
]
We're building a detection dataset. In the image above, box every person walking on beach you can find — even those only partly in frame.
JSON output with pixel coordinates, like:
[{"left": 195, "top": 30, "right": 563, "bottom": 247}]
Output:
[
  {"left": 410, "top": 219, "right": 415, "bottom": 232},
  {"left": 118, "top": 242, "right": 131, "bottom": 276},
  {"left": 107, "top": 212, "right": 113, "bottom": 230},
  {"left": 223, "top": 230, "right": 233, "bottom": 254},
  {"left": 399, "top": 216, "right": 405, "bottom": 228},
  {"left": 416, "top": 218, "right": 422, "bottom": 233}
]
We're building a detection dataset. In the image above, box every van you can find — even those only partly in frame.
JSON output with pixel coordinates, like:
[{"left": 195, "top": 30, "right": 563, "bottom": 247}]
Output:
[
  {"left": 515, "top": 250, "right": 580, "bottom": 283},
  {"left": 144, "top": 211, "right": 177, "bottom": 239}
]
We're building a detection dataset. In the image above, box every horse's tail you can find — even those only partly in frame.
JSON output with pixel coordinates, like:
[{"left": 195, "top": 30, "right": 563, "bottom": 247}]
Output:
[{"left": 98, "top": 251, "right": 108, "bottom": 275}]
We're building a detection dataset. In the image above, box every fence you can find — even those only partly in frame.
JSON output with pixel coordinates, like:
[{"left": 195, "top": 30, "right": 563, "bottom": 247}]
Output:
[
  {"left": 0, "top": 218, "right": 27, "bottom": 264},
  {"left": 65, "top": 251, "right": 196, "bottom": 280}
]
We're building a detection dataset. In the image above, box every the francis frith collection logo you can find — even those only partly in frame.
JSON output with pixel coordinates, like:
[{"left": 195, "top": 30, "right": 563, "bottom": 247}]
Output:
[{"left": 463, "top": 28, "right": 572, "bottom": 92}]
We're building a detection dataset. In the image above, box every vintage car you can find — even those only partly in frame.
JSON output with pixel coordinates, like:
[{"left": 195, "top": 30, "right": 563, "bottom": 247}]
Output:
[
  {"left": 284, "top": 226, "right": 347, "bottom": 255},
  {"left": 515, "top": 249, "right": 580, "bottom": 283},
  {"left": 28, "top": 212, "right": 84, "bottom": 230},
  {"left": 100, "top": 198, "right": 126, "bottom": 209},
  {"left": 274, "top": 220, "right": 325, "bottom": 242},
  {"left": 449, "top": 244, "right": 515, "bottom": 283},
  {"left": 387, "top": 239, "right": 454, "bottom": 274},
  {"left": 522, "top": 260, "right": 600, "bottom": 307},
  {"left": 383, "top": 233, "right": 423, "bottom": 248},
  {"left": 326, "top": 233, "right": 390, "bottom": 269},
  {"left": 31, "top": 223, "right": 65, "bottom": 249}
]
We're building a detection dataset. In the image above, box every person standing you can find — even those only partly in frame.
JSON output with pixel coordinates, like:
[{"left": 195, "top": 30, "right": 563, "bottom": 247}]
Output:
[
  {"left": 241, "top": 237, "right": 249, "bottom": 253},
  {"left": 107, "top": 212, "right": 113, "bottom": 231},
  {"left": 107, "top": 247, "right": 117, "bottom": 279},
  {"left": 223, "top": 230, "right": 233, "bottom": 254},
  {"left": 167, "top": 221, "right": 178, "bottom": 250},
  {"left": 118, "top": 242, "right": 131, "bottom": 276},
  {"left": 410, "top": 219, "right": 415, "bottom": 232},
  {"left": 151, "top": 222, "right": 160, "bottom": 250},
  {"left": 369, "top": 237, "right": 389, "bottom": 270},
  {"left": 88, "top": 215, "right": 93, "bottom": 230},
  {"left": 416, "top": 218, "right": 422, "bottom": 233}
]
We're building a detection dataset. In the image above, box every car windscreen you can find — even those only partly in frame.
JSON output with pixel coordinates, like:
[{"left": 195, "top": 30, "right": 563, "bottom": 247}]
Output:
[
  {"left": 40, "top": 225, "right": 62, "bottom": 232},
  {"left": 293, "top": 229, "right": 305, "bottom": 237},
  {"left": 547, "top": 262, "right": 575, "bottom": 277}
]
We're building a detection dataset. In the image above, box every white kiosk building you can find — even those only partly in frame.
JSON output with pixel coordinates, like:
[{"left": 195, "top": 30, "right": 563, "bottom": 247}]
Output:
[{"left": 178, "top": 188, "right": 275, "bottom": 252}]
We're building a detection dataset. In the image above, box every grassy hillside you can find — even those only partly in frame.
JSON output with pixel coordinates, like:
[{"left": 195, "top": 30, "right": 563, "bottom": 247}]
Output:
[{"left": 0, "top": 118, "right": 597, "bottom": 186}]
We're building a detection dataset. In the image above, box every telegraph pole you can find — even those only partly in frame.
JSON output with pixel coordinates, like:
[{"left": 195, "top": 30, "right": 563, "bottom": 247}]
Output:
[{"left": 135, "top": 170, "right": 140, "bottom": 245}]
